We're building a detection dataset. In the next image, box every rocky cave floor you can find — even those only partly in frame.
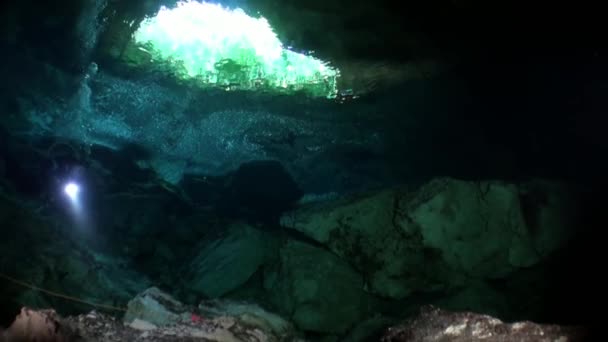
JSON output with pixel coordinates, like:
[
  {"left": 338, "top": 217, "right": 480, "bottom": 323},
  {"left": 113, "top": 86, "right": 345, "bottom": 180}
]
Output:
[{"left": 0, "top": 288, "right": 589, "bottom": 342}]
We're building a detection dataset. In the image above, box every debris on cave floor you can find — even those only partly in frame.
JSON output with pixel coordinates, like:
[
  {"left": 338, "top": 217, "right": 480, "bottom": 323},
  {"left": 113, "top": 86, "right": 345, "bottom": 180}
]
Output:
[
  {"left": 0, "top": 290, "right": 591, "bottom": 342},
  {"left": 380, "top": 306, "right": 589, "bottom": 342},
  {"left": 0, "top": 287, "right": 300, "bottom": 342},
  {"left": 0, "top": 307, "right": 296, "bottom": 342}
]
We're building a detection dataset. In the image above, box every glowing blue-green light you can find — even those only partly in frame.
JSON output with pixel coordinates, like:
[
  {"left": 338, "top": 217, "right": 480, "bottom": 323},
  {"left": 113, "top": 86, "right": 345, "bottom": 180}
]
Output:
[{"left": 132, "top": 0, "right": 339, "bottom": 97}]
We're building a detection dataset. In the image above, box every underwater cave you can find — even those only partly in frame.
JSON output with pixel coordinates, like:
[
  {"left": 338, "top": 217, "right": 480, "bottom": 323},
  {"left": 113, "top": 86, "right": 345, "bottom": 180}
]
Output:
[{"left": 0, "top": 0, "right": 604, "bottom": 341}]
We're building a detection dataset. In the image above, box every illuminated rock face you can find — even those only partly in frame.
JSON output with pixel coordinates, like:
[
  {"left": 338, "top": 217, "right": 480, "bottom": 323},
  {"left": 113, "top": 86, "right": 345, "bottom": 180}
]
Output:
[
  {"left": 281, "top": 178, "right": 577, "bottom": 300},
  {"left": 131, "top": 0, "right": 339, "bottom": 98}
]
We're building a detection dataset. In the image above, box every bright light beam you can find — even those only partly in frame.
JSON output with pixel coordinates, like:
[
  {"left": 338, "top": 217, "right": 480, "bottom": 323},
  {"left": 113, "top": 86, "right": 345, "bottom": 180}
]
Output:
[{"left": 64, "top": 182, "right": 80, "bottom": 202}]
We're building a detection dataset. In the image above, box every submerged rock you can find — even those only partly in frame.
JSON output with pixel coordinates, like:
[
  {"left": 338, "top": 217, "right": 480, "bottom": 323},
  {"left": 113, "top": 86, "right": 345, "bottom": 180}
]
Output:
[
  {"left": 124, "top": 287, "right": 190, "bottom": 327},
  {"left": 198, "top": 299, "right": 296, "bottom": 340},
  {"left": 281, "top": 178, "right": 578, "bottom": 299},
  {"left": 186, "top": 222, "right": 279, "bottom": 298},
  {"left": 380, "top": 306, "right": 587, "bottom": 341},
  {"left": 1, "top": 308, "right": 69, "bottom": 342},
  {"left": 264, "top": 240, "right": 374, "bottom": 334},
  {"left": 124, "top": 287, "right": 298, "bottom": 341}
]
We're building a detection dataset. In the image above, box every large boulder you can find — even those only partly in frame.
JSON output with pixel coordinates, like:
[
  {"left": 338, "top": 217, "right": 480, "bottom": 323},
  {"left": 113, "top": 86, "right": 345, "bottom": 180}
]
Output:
[
  {"left": 281, "top": 178, "right": 577, "bottom": 299},
  {"left": 264, "top": 240, "right": 373, "bottom": 334},
  {"left": 186, "top": 222, "right": 279, "bottom": 298}
]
